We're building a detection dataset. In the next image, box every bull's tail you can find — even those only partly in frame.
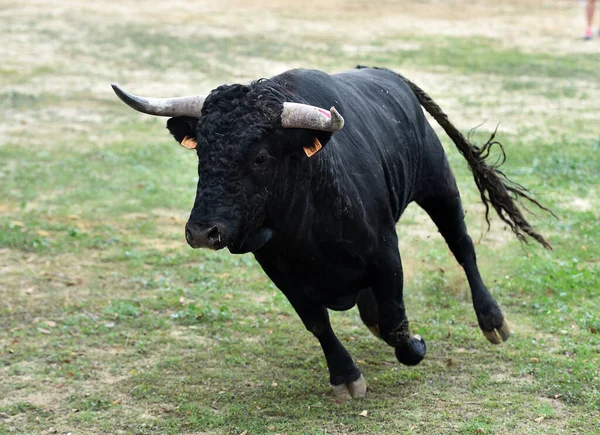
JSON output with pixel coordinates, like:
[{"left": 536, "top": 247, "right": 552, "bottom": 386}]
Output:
[{"left": 401, "top": 75, "right": 553, "bottom": 250}]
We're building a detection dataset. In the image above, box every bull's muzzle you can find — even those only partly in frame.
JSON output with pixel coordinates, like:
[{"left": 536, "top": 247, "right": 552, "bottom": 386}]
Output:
[{"left": 185, "top": 221, "right": 227, "bottom": 250}]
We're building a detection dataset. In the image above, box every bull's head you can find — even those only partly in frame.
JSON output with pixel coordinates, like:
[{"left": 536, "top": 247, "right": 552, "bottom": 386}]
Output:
[{"left": 112, "top": 82, "right": 344, "bottom": 254}]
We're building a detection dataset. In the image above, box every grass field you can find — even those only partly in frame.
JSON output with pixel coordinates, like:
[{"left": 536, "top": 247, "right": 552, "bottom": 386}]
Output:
[{"left": 1, "top": 0, "right": 599, "bottom": 433}]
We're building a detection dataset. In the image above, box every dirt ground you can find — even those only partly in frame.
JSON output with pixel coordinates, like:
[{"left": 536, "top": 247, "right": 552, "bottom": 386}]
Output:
[{"left": 1, "top": 1, "right": 599, "bottom": 433}]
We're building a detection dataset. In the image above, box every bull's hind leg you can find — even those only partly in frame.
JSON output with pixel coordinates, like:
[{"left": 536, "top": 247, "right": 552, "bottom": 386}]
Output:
[{"left": 417, "top": 191, "right": 511, "bottom": 344}]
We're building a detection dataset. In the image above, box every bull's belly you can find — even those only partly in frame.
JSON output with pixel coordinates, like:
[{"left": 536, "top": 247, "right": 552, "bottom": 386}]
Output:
[{"left": 298, "top": 264, "right": 369, "bottom": 310}]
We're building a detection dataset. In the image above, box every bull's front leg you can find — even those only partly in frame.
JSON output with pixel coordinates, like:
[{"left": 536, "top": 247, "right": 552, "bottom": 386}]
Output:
[
  {"left": 282, "top": 290, "right": 367, "bottom": 400},
  {"left": 369, "top": 238, "right": 427, "bottom": 366}
]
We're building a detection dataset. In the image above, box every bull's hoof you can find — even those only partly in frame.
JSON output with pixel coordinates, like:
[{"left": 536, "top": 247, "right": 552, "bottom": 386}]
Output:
[
  {"left": 395, "top": 334, "right": 427, "bottom": 366},
  {"left": 333, "top": 374, "right": 367, "bottom": 401},
  {"left": 482, "top": 321, "right": 511, "bottom": 344}
]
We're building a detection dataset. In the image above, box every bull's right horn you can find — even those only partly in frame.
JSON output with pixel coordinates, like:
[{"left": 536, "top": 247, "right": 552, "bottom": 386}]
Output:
[{"left": 111, "top": 83, "right": 206, "bottom": 118}]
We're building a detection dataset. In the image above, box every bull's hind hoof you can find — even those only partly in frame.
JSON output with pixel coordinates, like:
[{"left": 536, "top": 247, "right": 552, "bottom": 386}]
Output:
[
  {"left": 482, "top": 321, "right": 511, "bottom": 344},
  {"left": 333, "top": 374, "right": 367, "bottom": 401},
  {"left": 395, "top": 334, "right": 427, "bottom": 366}
]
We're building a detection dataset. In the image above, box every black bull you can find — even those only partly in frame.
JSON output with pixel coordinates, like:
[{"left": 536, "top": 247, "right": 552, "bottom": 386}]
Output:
[{"left": 113, "top": 66, "right": 550, "bottom": 400}]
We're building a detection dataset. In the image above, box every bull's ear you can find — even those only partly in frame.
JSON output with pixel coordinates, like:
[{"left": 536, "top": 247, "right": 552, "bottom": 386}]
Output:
[
  {"left": 282, "top": 129, "right": 334, "bottom": 158},
  {"left": 166, "top": 116, "right": 199, "bottom": 150},
  {"left": 303, "top": 132, "right": 333, "bottom": 157}
]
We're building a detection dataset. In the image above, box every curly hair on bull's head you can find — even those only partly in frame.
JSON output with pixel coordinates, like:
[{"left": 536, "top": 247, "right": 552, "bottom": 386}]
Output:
[{"left": 199, "top": 80, "right": 287, "bottom": 139}]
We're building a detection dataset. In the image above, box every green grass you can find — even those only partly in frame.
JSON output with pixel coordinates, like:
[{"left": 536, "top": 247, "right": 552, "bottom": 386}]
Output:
[
  {"left": 1, "top": 1, "right": 599, "bottom": 434},
  {"left": 84, "top": 24, "right": 600, "bottom": 80}
]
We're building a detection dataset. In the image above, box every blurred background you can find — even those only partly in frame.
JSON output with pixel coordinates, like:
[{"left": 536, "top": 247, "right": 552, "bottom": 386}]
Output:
[{"left": 1, "top": 1, "right": 599, "bottom": 433}]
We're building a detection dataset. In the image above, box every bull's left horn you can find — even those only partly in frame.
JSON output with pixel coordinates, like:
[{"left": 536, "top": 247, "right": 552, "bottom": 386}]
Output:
[
  {"left": 281, "top": 102, "right": 344, "bottom": 132},
  {"left": 111, "top": 83, "right": 206, "bottom": 117}
]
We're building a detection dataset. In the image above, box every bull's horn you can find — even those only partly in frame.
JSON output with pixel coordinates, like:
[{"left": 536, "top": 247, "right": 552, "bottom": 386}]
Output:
[
  {"left": 281, "top": 102, "right": 344, "bottom": 132},
  {"left": 111, "top": 83, "right": 206, "bottom": 117}
]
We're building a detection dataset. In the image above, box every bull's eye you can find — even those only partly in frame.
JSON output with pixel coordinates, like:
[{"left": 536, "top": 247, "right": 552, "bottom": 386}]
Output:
[{"left": 254, "top": 154, "right": 269, "bottom": 167}]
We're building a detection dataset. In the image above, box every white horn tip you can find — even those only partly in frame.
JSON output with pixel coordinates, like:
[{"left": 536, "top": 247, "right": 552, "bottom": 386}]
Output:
[{"left": 329, "top": 106, "right": 344, "bottom": 130}]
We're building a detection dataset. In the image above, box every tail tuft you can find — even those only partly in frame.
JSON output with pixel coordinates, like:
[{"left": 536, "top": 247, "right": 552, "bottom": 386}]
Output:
[{"left": 400, "top": 73, "right": 553, "bottom": 250}]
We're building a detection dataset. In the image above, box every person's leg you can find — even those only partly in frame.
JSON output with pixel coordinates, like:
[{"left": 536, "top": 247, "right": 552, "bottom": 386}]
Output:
[{"left": 585, "top": 0, "right": 596, "bottom": 39}]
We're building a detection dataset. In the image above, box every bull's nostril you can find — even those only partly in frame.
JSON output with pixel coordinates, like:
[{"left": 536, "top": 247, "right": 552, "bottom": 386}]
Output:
[
  {"left": 185, "top": 228, "right": 193, "bottom": 244},
  {"left": 206, "top": 226, "right": 221, "bottom": 244}
]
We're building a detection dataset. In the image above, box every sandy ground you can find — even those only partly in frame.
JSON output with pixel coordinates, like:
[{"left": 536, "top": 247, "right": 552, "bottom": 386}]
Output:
[{"left": 2, "top": 0, "right": 598, "bottom": 86}]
